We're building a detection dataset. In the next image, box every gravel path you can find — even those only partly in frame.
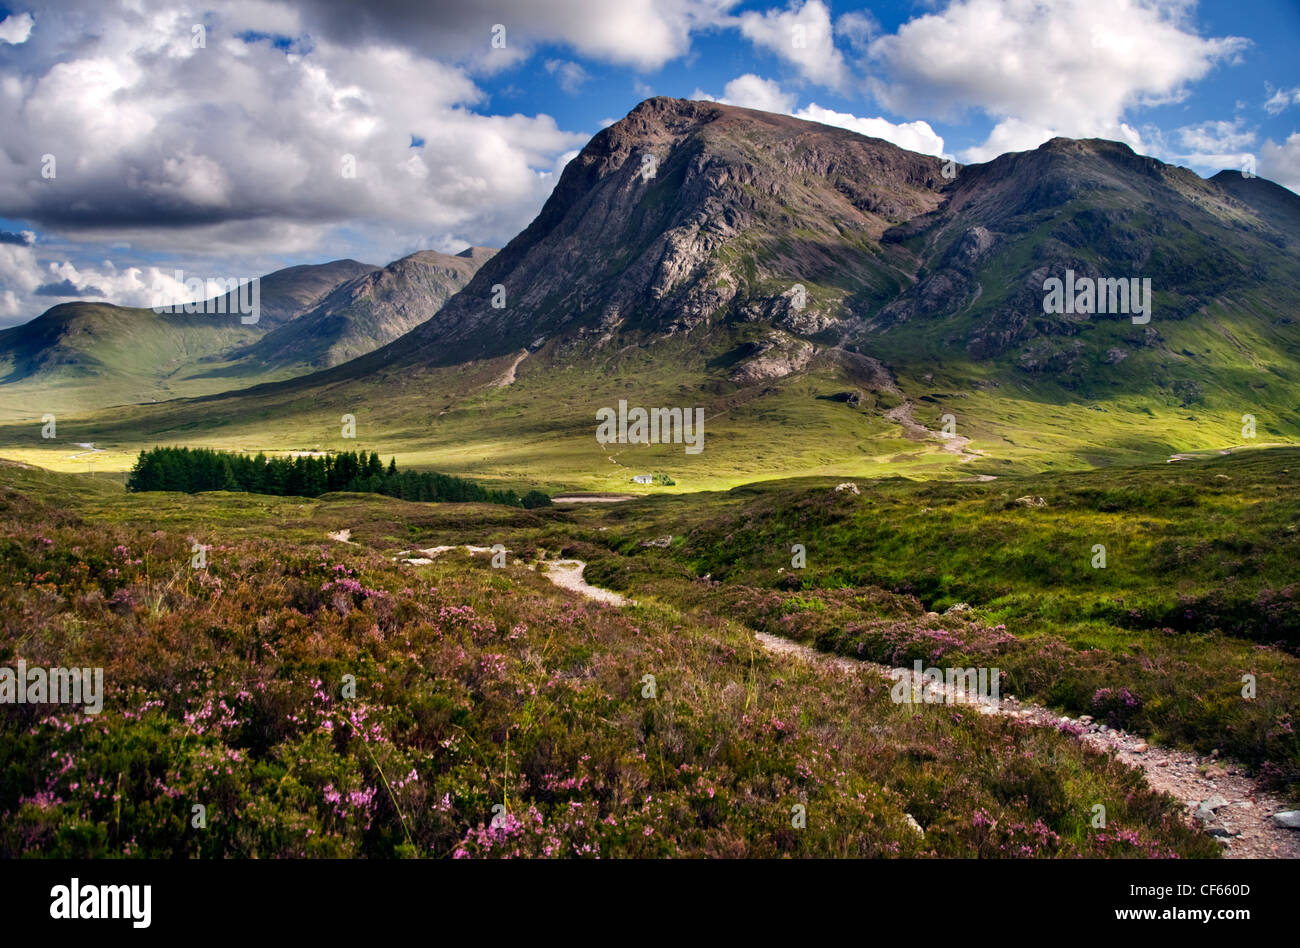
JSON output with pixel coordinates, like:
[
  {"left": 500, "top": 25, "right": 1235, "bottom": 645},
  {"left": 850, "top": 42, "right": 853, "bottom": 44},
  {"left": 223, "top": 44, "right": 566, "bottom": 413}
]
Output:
[
  {"left": 754, "top": 631, "right": 1299, "bottom": 858},
  {"left": 387, "top": 544, "right": 1298, "bottom": 858},
  {"left": 393, "top": 545, "right": 633, "bottom": 606}
]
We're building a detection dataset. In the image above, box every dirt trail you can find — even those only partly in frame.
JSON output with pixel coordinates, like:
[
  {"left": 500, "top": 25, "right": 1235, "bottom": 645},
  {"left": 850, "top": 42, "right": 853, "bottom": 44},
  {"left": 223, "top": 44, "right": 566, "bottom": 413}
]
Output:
[
  {"left": 756, "top": 626, "right": 1299, "bottom": 858},
  {"left": 66, "top": 442, "right": 106, "bottom": 461},
  {"left": 541, "top": 559, "right": 633, "bottom": 606},
  {"left": 493, "top": 350, "right": 529, "bottom": 387},
  {"left": 884, "top": 400, "right": 984, "bottom": 463},
  {"left": 545, "top": 558, "right": 1298, "bottom": 859},
  {"left": 391, "top": 545, "right": 633, "bottom": 605}
]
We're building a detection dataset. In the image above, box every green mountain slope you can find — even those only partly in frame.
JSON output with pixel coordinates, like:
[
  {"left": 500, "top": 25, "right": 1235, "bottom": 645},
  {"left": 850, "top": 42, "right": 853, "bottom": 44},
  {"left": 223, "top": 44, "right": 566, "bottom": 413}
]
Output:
[{"left": 0, "top": 259, "right": 378, "bottom": 417}]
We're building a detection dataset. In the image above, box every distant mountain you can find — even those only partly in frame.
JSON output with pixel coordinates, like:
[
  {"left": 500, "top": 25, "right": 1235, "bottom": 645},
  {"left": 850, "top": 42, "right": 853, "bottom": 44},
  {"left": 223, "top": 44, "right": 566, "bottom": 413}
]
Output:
[
  {"left": 295, "top": 99, "right": 1300, "bottom": 431},
  {"left": 865, "top": 138, "right": 1300, "bottom": 372},
  {"left": 212, "top": 259, "right": 383, "bottom": 327},
  {"left": 224, "top": 247, "right": 495, "bottom": 370},
  {"left": 0, "top": 249, "right": 495, "bottom": 418},
  {"left": 0, "top": 259, "right": 378, "bottom": 416}
]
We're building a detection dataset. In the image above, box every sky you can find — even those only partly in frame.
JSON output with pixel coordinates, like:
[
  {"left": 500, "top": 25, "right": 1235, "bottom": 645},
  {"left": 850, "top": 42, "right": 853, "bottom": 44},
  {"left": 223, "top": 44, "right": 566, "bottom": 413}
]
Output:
[{"left": 0, "top": 0, "right": 1297, "bottom": 327}]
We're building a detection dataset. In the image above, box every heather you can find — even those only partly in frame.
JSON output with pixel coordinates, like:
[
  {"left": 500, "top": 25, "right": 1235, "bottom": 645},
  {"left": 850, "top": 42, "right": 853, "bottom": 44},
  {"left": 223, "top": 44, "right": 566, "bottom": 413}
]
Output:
[{"left": 0, "top": 465, "right": 1217, "bottom": 858}]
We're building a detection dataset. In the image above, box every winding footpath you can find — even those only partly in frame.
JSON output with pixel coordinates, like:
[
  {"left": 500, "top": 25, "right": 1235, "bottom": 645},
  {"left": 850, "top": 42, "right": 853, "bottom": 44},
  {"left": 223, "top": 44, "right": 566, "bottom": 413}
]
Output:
[
  {"left": 382, "top": 536, "right": 1299, "bottom": 858},
  {"left": 535, "top": 553, "right": 1299, "bottom": 859},
  {"left": 392, "top": 544, "right": 633, "bottom": 605},
  {"left": 755, "top": 634, "right": 1298, "bottom": 858}
]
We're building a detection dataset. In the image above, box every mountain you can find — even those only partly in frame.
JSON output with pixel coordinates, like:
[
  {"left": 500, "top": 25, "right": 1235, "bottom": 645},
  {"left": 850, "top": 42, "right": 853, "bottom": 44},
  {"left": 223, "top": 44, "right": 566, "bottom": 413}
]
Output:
[
  {"left": 867, "top": 138, "right": 1300, "bottom": 361},
  {"left": 1209, "top": 169, "right": 1300, "bottom": 234},
  {"left": 0, "top": 259, "right": 379, "bottom": 416},
  {"left": 223, "top": 247, "right": 495, "bottom": 371},
  {"left": 204, "top": 258, "right": 383, "bottom": 327},
  {"left": 4, "top": 98, "right": 1298, "bottom": 488},
  {"left": 0, "top": 245, "right": 497, "bottom": 418},
  {"left": 362, "top": 97, "right": 950, "bottom": 370},
  {"left": 322, "top": 98, "right": 1300, "bottom": 408}
]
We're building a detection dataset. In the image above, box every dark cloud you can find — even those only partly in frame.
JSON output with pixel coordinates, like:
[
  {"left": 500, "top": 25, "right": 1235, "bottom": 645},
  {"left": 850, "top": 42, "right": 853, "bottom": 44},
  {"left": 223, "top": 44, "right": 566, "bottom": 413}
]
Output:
[
  {"left": 0, "top": 231, "right": 32, "bottom": 245},
  {"left": 272, "top": 0, "right": 725, "bottom": 69},
  {"left": 276, "top": 0, "right": 498, "bottom": 57},
  {"left": 35, "top": 279, "right": 103, "bottom": 297}
]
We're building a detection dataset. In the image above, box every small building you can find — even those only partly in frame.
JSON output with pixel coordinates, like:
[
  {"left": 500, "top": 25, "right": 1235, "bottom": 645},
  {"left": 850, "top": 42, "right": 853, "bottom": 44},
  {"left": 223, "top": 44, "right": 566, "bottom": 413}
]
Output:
[{"left": 631, "top": 474, "right": 653, "bottom": 485}]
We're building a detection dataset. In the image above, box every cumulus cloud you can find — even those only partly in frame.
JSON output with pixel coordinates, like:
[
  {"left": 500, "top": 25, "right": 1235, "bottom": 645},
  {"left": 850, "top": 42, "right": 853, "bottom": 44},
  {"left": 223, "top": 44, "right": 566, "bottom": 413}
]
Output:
[
  {"left": 866, "top": 0, "right": 1248, "bottom": 162},
  {"left": 0, "top": 245, "right": 291, "bottom": 323},
  {"left": 0, "top": 0, "right": 621, "bottom": 323},
  {"left": 697, "top": 74, "right": 945, "bottom": 157},
  {"left": 0, "top": 241, "right": 42, "bottom": 304},
  {"left": 1167, "top": 117, "right": 1261, "bottom": 172},
  {"left": 736, "top": 0, "right": 848, "bottom": 90},
  {"left": 1141, "top": 118, "right": 1299, "bottom": 192},
  {"left": 834, "top": 10, "right": 879, "bottom": 54},
  {"left": 702, "top": 74, "right": 797, "bottom": 114},
  {"left": 1178, "top": 118, "right": 1255, "bottom": 154},
  {"left": 795, "top": 103, "right": 945, "bottom": 156},
  {"left": 0, "top": 12, "right": 34, "bottom": 45},
  {"left": 0, "top": 3, "right": 590, "bottom": 253}
]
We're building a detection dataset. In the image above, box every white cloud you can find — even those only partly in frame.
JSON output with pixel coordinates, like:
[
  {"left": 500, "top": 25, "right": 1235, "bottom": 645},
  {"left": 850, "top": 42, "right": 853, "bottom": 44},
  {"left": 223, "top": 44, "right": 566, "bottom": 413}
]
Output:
[
  {"left": 291, "top": 0, "right": 738, "bottom": 73},
  {"left": 697, "top": 74, "right": 945, "bottom": 157},
  {"left": 736, "top": 0, "right": 848, "bottom": 90},
  {"left": 1264, "top": 85, "right": 1300, "bottom": 116},
  {"left": 0, "top": 12, "right": 34, "bottom": 45},
  {"left": 1259, "top": 133, "right": 1300, "bottom": 194},
  {"left": 0, "top": 236, "right": 221, "bottom": 323},
  {"left": 1178, "top": 118, "right": 1255, "bottom": 154},
  {"left": 0, "top": 291, "right": 22, "bottom": 319},
  {"left": 795, "top": 103, "right": 944, "bottom": 156},
  {"left": 867, "top": 0, "right": 1248, "bottom": 162},
  {"left": 834, "top": 10, "right": 879, "bottom": 54},
  {"left": 0, "top": 0, "right": 603, "bottom": 323},
  {"left": 0, "top": 5, "right": 588, "bottom": 250},
  {"left": 545, "top": 59, "right": 590, "bottom": 95},
  {"left": 707, "top": 74, "right": 797, "bottom": 114},
  {"left": 0, "top": 240, "right": 42, "bottom": 303}
]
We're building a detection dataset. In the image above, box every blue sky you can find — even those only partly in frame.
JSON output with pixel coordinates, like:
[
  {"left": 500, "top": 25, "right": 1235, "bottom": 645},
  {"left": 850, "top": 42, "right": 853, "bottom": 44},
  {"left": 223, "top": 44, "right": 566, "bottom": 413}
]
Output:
[{"left": 0, "top": 0, "right": 1297, "bottom": 327}]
